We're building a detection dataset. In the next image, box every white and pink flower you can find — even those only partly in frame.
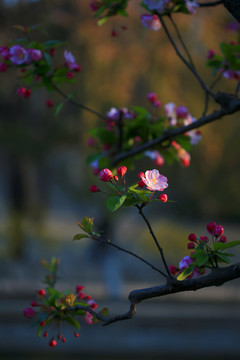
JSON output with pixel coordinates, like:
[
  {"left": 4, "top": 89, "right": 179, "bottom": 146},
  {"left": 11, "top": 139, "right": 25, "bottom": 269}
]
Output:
[
  {"left": 141, "top": 14, "right": 161, "bottom": 31},
  {"left": 142, "top": 169, "right": 168, "bottom": 191},
  {"left": 64, "top": 50, "right": 81, "bottom": 71}
]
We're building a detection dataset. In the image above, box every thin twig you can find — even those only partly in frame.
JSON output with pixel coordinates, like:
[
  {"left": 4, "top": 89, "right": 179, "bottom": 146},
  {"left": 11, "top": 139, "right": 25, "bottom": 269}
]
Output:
[
  {"left": 117, "top": 110, "right": 124, "bottom": 153},
  {"left": 136, "top": 205, "right": 170, "bottom": 276},
  {"left": 53, "top": 83, "right": 105, "bottom": 119},
  {"left": 210, "top": 71, "right": 223, "bottom": 90},
  {"left": 159, "top": 15, "right": 215, "bottom": 99},
  {"left": 91, "top": 235, "right": 168, "bottom": 278},
  {"left": 169, "top": 15, "right": 195, "bottom": 68}
]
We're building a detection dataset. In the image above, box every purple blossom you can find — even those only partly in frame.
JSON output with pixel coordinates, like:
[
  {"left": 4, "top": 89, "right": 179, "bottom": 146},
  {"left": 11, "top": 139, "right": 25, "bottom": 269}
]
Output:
[
  {"left": 28, "top": 49, "right": 43, "bottom": 61},
  {"left": 143, "top": 0, "right": 170, "bottom": 12},
  {"left": 185, "top": 0, "right": 199, "bottom": 14},
  {"left": 106, "top": 107, "right": 120, "bottom": 121},
  {"left": 179, "top": 256, "right": 193, "bottom": 270},
  {"left": 9, "top": 45, "right": 28, "bottom": 65}
]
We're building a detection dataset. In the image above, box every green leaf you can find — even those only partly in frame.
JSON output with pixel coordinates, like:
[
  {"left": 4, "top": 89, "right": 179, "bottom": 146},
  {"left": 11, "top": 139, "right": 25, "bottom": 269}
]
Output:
[
  {"left": 77, "top": 216, "right": 94, "bottom": 234},
  {"left": 54, "top": 102, "right": 64, "bottom": 116},
  {"left": 175, "top": 135, "right": 192, "bottom": 152},
  {"left": 123, "top": 194, "right": 140, "bottom": 208},
  {"left": 73, "top": 233, "right": 90, "bottom": 241},
  {"left": 89, "top": 128, "right": 117, "bottom": 145},
  {"left": 98, "top": 17, "right": 108, "bottom": 26},
  {"left": 194, "top": 250, "right": 209, "bottom": 267},
  {"left": 64, "top": 316, "right": 81, "bottom": 330},
  {"left": 44, "top": 40, "right": 65, "bottom": 49},
  {"left": 105, "top": 195, "right": 127, "bottom": 212},
  {"left": 215, "top": 252, "right": 231, "bottom": 264},
  {"left": 37, "top": 325, "right": 43, "bottom": 338},
  {"left": 99, "top": 307, "right": 109, "bottom": 317},
  {"left": 214, "top": 241, "right": 240, "bottom": 251},
  {"left": 177, "top": 268, "right": 193, "bottom": 281}
]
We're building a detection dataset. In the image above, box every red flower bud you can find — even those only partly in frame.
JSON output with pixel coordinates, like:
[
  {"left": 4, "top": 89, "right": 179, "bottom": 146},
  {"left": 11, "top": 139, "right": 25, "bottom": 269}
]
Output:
[
  {"left": 206, "top": 222, "right": 216, "bottom": 234},
  {"left": 30, "top": 301, "right": 38, "bottom": 307},
  {"left": 187, "top": 242, "right": 195, "bottom": 249},
  {"left": 44, "top": 331, "right": 48, "bottom": 338},
  {"left": 99, "top": 168, "right": 113, "bottom": 182},
  {"left": 23, "top": 307, "right": 35, "bottom": 318},
  {"left": 74, "top": 332, "right": 79, "bottom": 338},
  {"left": 46, "top": 99, "right": 53, "bottom": 108},
  {"left": 62, "top": 337, "right": 66, "bottom": 343},
  {"left": 147, "top": 92, "right": 158, "bottom": 104},
  {"left": 84, "top": 295, "right": 92, "bottom": 300},
  {"left": 218, "top": 235, "right": 227, "bottom": 243},
  {"left": 66, "top": 72, "right": 74, "bottom": 79},
  {"left": 49, "top": 339, "right": 57, "bottom": 347},
  {"left": 199, "top": 236, "right": 209, "bottom": 243},
  {"left": 213, "top": 225, "right": 224, "bottom": 237},
  {"left": 40, "top": 321, "right": 46, "bottom": 327},
  {"left": 117, "top": 166, "right": 127, "bottom": 177},
  {"left": 76, "top": 285, "right": 84, "bottom": 293},
  {"left": 153, "top": 99, "right": 161, "bottom": 108},
  {"left": 138, "top": 172, "right": 145, "bottom": 179},
  {"left": 58, "top": 334, "right": 62, "bottom": 340},
  {"left": 90, "top": 185, "right": 99, "bottom": 193},
  {"left": 50, "top": 48, "right": 56, "bottom": 56},
  {"left": 37, "top": 289, "right": 46, "bottom": 297},
  {"left": 111, "top": 30, "right": 118, "bottom": 37},
  {"left": 188, "top": 233, "right": 197, "bottom": 242},
  {"left": 138, "top": 179, "right": 145, "bottom": 188},
  {"left": 158, "top": 194, "right": 168, "bottom": 203},
  {"left": 78, "top": 292, "right": 85, "bottom": 300},
  {"left": 169, "top": 265, "right": 178, "bottom": 275},
  {"left": 114, "top": 175, "right": 119, "bottom": 181}
]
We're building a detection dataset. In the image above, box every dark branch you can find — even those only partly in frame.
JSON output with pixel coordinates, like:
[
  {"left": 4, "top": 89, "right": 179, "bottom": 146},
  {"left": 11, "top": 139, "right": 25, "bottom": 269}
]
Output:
[
  {"left": 222, "top": 0, "right": 240, "bottom": 23},
  {"left": 198, "top": 1, "right": 223, "bottom": 7},
  {"left": 103, "top": 263, "right": 240, "bottom": 325},
  {"left": 113, "top": 94, "right": 240, "bottom": 165},
  {"left": 53, "top": 84, "right": 105, "bottom": 119}
]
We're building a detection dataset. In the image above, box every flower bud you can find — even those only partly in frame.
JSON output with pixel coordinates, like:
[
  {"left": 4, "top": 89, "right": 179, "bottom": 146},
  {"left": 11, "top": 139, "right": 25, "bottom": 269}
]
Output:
[
  {"left": 44, "top": 331, "right": 48, "bottom": 337},
  {"left": 176, "top": 105, "right": 188, "bottom": 118},
  {"left": 158, "top": 194, "right": 168, "bottom": 202},
  {"left": 213, "top": 225, "right": 224, "bottom": 237},
  {"left": 199, "top": 236, "right": 209, "bottom": 243},
  {"left": 49, "top": 339, "right": 57, "bottom": 347},
  {"left": 90, "top": 185, "right": 99, "bottom": 193},
  {"left": 206, "top": 222, "right": 216, "bottom": 234},
  {"left": 23, "top": 307, "right": 35, "bottom": 319},
  {"left": 138, "top": 179, "right": 145, "bottom": 188},
  {"left": 114, "top": 175, "right": 119, "bottom": 181},
  {"left": 62, "top": 337, "right": 66, "bottom": 343},
  {"left": 147, "top": 92, "right": 158, "bottom": 104},
  {"left": 37, "top": 289, "right": 46, "bottom": 297},
  {"left": 30, "top": 301, "right": 38, "bottom": 307},
  {"left": 187, "top": 242, "right": 195, "bottom": 249},
  {"left": 117, "top": 166, "right": 127, "bottom": 177},
  {"left": 138, "top": 172, "right": 145, "bottom": 179},
  {"left": 76, "top": 285, "right": 84, "bottom": 293},
  {"left": 66, "top": 72, "right": 74, "bottom": 79},
  {"left": 218, "top": 235, "right": 227, "bottom": 243},
  {"left": 74, "top": 332, "right": 79, "bottom": 338},
  {"left": 169, "top": 265, "right": 178, "bottom": 275},
  {"left": 99, "top": 168, "right": 113, "bottom": 182},
  {"left": 40, "top": 321, "right": 46, "bottom": 327},
  {"left": 188, "top": 233, "right": 197, "bottom": 242},
  {"left": 46, "top": 99, "right": 53, "bottom": 108},
  {"left": 153, "top": 99, "right": 162, "bottom": 108}
]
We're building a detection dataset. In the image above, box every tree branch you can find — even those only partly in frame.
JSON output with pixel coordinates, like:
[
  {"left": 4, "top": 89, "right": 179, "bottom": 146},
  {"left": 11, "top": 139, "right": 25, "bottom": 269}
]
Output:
[
  {"left": 53, "top": 84, "right": 105, "bottom": 119},
  {"left": 198, "top": 1, "right": 223, "bottom": 7},
  {"left": 103, "top": 263, "right": 240, "bottom": 325},
  {"left": 113, "top": 95, "right": 240, "bottom": 165}
]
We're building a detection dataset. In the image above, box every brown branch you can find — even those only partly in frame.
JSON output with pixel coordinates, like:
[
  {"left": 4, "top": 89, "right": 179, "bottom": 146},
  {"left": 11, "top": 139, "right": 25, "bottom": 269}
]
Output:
[
  {"left": 113, "top": 95, "right": 240, "bottom": 165},
  {"left": 103, "top": 262, "right": 240, "bottom": 325},
  {"left": 53, "top": 84, "right": 105, "bottom": 119}
]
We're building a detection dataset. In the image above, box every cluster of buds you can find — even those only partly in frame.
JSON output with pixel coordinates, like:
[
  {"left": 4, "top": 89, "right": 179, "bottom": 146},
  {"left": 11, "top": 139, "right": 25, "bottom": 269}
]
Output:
[
  {"left": 23, "top": 285, "right": 97, "bottom": 347},
  {"left": 169, "top": 222, "right": 231, "bottom": 281}
]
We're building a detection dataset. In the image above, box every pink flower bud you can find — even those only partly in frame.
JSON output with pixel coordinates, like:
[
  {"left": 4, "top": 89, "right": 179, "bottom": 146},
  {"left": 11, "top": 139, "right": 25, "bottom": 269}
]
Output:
[
  {"left": 206, "top": 222, "right": 216, "bottom": 234},
  {"left": 138, "top": 179, "right": 145, "bottom": 188},
  {"left": 90, "top": 185, "right": 99, "bottom": 193},
  {"left": 0, "top": 63, "right": 7, "bottom": 72},
  {"left": 213, "top": 225, "right": 224, "bottom": 237},
  {"left": 147, "top": 92, "right": 158, "bottom": 103},
  {"left": 218, "top": 235, "right": 227, "bottom": 243},
  {"left": 99, "top": 168, "right": 113, "bottom": 182},
  {"left": 30, "top": 301, "right": 38, "bottom": 307},
  {"left": 66, "top": 72, "right": 74, "bottom": 79},
  {"left": 37, "top": 289, "right": 46, "bottom": 297},
  {"left": 138, "top": 172, "right": 145, "bottom": 179},
  {"left": 199, "top": 236, "right": 209, "bottom": 243},
  {"left": 158, "top": 194, "right": 168, "bottom": 202},
  {"left": 78, "top": 292, "right": 85, "bottom": 300},
  {"left": 76, "top": 285, "right": 84, "bottom": 293},
  {"left": 117, "top": 166, "right": 127, "bottom": 177},
  {"left": 207, "top": 49, "right": 216, "bottom": 59},
  {"left": 23, "top": 307, "right": 35, "bottom": 318},
  {"left": 169, "top": 265, "right": 178, "bottom": 275},
  {"left": 28, "top": 49, "right": 42, "bottom": 62},
  {"left": 17, "top": 87, "right": 31, "bottom": 98},
  {"left": 176, "top": 105, "right": 188, "bottom": 118},
  {"left": 188, "top": 233, "right": 197, "bottom": 242},
  {"left": 114, "top": 175, "right": 119, "bottom": 181},
  {"left": 46, "top": 99, "right": 53, "bottom": 108},
  {"left": 187, "top": 242, "right": 195, "bottom": 249},
  {"left": 153, "top": 99, "right": 162, "bottom": 108}
]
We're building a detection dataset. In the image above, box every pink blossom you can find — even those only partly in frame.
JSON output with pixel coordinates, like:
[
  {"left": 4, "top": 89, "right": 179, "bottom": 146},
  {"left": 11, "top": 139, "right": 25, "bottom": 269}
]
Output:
[
  {"left": 64, "top": 50, "right": 80, "bottom": 71},
  {"left": 28, "top": 49, "right": 42, "bottom": 61},
  {"left": 85, "top": 311, "right": 93, "bottom": 325},
  {"left": 179, "top": 256, "right": 193, "bottom": 270},
  {"left": 10, "top": 45, "right": 28, "bottom": 65},
  {"left": 176, "top": 105, "right": 188, "bottom": 119},
  {"left": 117, "top": 166, "right": 127, "bottom": 177},
  {"left": 187, "top": 130, "right": 202, "bottom": 145},
  {"left": 142, "top": 169, "right": 168, "bottom": 192},
  {"left": 185, "top": 0, "right": 199, "bottom": 14},
  {"left": 143, "top": 0, "right": 170, "bottom": 12},
  {"left": 164, "top": 102, "right": 177, "bottom": 126},
  {"left": 172, "top": 141, "right": 191, "bottom": 167},
  {"left": 222, "top": 69, "right": 240, "bottom": 80},
  {"left": 141, "top": 14, "right": 161, "bottom": 31}
]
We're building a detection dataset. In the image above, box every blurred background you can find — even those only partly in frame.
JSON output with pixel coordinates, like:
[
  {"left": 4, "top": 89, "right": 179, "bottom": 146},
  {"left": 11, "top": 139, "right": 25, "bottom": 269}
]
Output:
[{"left": 0, "top": 0, "right": 240, "bottom": 359}]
